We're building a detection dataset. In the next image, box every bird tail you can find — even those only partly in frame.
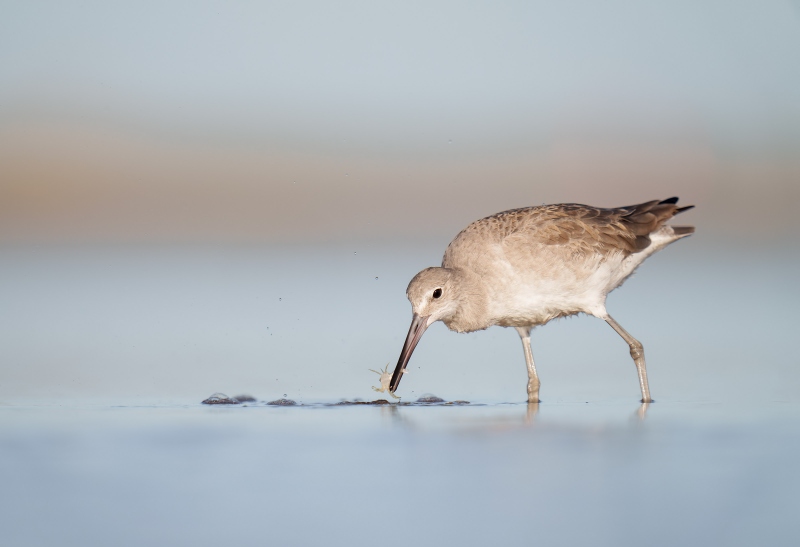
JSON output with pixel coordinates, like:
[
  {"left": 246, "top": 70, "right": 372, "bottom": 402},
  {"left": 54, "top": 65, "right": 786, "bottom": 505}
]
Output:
[
  {"left": 618, "top": 197, "right": 695, "bottom": 250},
  {"left": 661, "top": 198, "right": 695, "bottom": 239}
]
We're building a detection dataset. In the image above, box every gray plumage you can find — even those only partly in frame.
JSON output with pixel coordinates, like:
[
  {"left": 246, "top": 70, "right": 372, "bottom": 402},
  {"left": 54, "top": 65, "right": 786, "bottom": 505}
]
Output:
[{"left": 390, "top": 197, "right": 694, "bottom": 403}]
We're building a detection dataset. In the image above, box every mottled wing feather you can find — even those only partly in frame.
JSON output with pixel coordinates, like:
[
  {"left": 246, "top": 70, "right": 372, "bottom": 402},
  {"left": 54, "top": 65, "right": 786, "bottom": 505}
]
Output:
[{"left": 444, "top": 199, "right": 693, "bottom": 267}]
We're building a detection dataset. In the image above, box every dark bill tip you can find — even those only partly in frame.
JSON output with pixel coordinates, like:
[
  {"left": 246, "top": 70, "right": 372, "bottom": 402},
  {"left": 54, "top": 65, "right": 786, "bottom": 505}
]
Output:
[{"left": 389, "top": 313, "right": 430, "bottom": 393}]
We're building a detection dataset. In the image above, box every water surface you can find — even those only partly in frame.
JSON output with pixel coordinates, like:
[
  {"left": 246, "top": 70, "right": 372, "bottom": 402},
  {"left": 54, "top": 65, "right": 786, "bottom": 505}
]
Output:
[
  {"left": 1, "top": 243, "right": 798, "bottom": 545},
  {"left": 2, "top": 401, "right": 798, "bottom": 546}
]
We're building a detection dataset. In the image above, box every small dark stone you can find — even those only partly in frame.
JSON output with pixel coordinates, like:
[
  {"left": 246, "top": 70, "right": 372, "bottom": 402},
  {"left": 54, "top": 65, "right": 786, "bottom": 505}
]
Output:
[
  {"left": 267, "top": 398, "right": 297, "bottom": 406},
  {"left": 333, "top": 399, "right": 392, "bottom": 406},
  {"left": 416, "top": 394, "right": 445, "bottom": 404},
  {"left": 232, "top": 394, "right": 256, "bottom": 403},
  {"left": 202, "top": 393, "right": 240, "bottom": 405}
]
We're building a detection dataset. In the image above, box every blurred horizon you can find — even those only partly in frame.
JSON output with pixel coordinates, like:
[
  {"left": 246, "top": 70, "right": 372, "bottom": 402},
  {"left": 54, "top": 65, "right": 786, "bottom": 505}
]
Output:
[{"left": 2, "top": 1, "right": 799, "bottom": 245}]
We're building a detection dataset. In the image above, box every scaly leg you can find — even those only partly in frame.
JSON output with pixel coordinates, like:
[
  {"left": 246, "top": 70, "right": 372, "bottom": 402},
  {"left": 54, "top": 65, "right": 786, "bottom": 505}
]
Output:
[
  {"left": 515, "top": 327, "right": 540, "bottom": 403},
  {"left": 604, "top": 315, "right": 653, "bottom": 403}
]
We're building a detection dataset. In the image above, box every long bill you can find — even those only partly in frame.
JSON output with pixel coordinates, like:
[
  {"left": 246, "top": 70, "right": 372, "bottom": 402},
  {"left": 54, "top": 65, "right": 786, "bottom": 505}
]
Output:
[{"left": 389, "top": 313, "right": 430, "bottom": 393}]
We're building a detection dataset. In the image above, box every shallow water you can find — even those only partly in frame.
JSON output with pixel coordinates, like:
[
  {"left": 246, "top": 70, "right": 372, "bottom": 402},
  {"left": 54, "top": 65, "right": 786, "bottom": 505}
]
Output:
[
  {"left": 1, "top": 243, "right": 799, "bottom": 545},
  {"left": 1, "top": 242, "right": 797, "bottom": 404},
  {"left": 1, "top": 401, "right": 799, "bottom": 546}
]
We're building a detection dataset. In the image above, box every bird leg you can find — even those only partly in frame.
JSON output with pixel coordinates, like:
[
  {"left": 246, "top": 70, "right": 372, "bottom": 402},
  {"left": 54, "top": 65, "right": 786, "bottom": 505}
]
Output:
[
  {"left": 515, "top": 327, "right": 540, "bottom": 403},
  {"left": 604, "top": 315, "right": 652, "bottom": 403}
]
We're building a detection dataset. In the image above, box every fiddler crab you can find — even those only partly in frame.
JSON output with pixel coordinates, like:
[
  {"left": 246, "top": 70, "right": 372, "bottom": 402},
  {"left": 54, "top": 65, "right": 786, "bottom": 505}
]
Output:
[{"left": 370, "top": 363, "right": 402, "bottom": 400}]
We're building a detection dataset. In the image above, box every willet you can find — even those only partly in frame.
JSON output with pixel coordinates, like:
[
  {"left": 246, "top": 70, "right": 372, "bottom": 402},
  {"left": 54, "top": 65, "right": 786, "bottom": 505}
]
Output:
[{"left": 389, "top": 198, "right": 694, "bottom": 403}]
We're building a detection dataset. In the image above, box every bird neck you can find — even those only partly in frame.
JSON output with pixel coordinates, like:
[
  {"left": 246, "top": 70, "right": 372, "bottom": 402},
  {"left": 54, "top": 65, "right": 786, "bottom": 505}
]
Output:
[{"left": 443, "top": 268, "right": 490, "bottom": 333}]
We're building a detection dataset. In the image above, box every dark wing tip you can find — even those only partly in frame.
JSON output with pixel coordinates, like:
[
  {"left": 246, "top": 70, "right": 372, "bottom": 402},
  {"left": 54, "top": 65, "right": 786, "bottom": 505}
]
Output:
[{"left": 658, "top": 197, "right": 695, "bottom": 214}]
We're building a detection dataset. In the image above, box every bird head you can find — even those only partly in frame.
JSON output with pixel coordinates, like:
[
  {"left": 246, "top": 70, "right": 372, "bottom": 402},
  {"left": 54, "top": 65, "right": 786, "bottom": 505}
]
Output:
[
  {"left": 389, "top": 267, "right": 458, "bottom": 393},
  {"left": 406, "top": 267, "right": 459, "bottom": 323}
]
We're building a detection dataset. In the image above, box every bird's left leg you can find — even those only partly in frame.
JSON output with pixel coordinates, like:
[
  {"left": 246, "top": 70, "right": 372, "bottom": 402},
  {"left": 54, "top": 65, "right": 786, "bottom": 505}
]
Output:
[
  {"left": 515, "top": 327, "right": 540, "bottom": 403},
  {"left": 604, "top": 314, "right": 652, "bottom": 403}
]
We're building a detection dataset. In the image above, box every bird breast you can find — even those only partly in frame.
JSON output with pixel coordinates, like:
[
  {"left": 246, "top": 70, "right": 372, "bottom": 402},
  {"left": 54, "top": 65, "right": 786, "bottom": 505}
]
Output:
[{"left": 445, "top": 244, "right": 630, "bottom": 329}]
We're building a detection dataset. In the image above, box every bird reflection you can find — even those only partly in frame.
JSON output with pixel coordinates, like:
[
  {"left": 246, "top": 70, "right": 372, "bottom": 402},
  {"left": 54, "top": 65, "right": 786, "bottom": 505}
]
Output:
[
  {"left": 632, "top": 402, "right": 650, "bottom": 422},
  {"left": 380, "top": 400, "right": 650, "bottom": 431},
  {"left": 525, "top": 402, "right": 540, "bottom": 424}
]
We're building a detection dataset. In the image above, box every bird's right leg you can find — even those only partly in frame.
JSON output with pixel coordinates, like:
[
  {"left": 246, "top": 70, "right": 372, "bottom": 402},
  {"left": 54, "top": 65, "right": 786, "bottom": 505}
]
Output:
[{"left": 515, "top": 327, "right": 540, "bottom": 403}]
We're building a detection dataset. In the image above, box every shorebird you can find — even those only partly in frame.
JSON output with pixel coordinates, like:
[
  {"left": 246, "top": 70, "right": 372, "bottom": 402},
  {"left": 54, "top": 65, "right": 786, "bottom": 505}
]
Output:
[{"left": 389, "top": 198, "right": 694, "bottom": 403}]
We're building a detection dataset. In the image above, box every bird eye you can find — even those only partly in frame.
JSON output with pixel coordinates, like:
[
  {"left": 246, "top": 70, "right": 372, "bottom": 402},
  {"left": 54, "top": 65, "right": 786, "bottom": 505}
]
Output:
[{"left": 433, "top": 288, "right": 442, "bottom": 299}]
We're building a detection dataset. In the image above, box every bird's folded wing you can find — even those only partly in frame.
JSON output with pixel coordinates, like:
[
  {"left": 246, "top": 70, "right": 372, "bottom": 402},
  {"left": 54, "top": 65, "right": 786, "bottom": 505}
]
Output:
[{"left": 504, "top": 200, "right": 690, "bottom": 256}]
